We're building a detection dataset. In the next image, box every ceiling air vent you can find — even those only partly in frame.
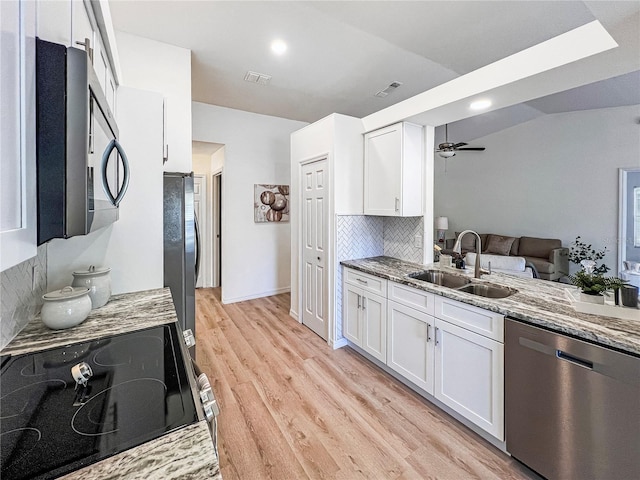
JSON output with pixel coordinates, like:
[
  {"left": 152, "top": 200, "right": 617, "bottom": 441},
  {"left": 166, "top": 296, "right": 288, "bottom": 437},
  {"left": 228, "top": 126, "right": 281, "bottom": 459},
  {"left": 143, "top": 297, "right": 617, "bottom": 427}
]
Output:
[
  {"left": 375, "top": 81, "right": 403, "bottom": 98},
  {"left": 244, "top": 71, "right": 272, "bottom": 85}
]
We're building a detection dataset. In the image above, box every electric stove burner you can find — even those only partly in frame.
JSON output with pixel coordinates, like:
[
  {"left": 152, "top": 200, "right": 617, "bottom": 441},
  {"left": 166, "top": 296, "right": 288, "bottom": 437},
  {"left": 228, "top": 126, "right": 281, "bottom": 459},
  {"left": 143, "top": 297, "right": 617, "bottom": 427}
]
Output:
[
  {"left": 0, "top": 380, "right": 67, "bottom": 419},
  {"left": 0, "top": 324, "right": 199, "bottom": 480},
  {"left": 1, "top": 428, "right": 42, "bottom": 466},
  {"left": 72, "top": 378, "right": 168, "bottom": 436}
]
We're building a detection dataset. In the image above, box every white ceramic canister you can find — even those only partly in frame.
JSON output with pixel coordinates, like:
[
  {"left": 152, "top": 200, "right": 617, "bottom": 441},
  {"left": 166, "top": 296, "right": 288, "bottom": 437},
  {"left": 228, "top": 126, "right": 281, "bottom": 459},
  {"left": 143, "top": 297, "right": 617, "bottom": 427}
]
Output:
[
  {"left": 41, "top": 286, "right": 92, "bottom": 330},
  {"left": 72, "top": 266, "right": 112, "bottom": 309}
]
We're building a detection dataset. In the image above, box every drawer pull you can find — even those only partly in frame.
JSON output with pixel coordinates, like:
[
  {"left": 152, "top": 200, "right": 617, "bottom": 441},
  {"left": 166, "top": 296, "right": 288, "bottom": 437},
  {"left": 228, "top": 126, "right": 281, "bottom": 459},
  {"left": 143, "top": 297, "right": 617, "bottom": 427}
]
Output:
[{"left": 356, "top": 278, "right": 369, "bottom": 285}]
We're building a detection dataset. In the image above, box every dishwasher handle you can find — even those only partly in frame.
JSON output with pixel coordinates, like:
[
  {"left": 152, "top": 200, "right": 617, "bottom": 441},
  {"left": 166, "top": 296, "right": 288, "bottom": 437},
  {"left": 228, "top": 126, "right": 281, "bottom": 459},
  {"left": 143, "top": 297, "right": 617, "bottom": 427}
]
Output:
[{"left": 556, "top": 350, "right": 593, "bottom": 370}]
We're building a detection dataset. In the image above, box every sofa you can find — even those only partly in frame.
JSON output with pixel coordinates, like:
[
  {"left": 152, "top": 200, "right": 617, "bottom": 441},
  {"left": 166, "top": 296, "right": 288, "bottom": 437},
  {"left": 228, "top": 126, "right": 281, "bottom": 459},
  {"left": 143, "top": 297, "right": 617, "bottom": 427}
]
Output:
[{"left": 445, "top": 233, "right": 569, "bottom": 281}]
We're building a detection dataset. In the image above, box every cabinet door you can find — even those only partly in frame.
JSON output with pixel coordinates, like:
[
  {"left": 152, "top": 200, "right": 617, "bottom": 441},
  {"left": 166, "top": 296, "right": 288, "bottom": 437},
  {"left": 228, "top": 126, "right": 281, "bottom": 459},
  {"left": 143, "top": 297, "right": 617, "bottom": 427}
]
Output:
[
  {"left": 1, "top": 0, "right": 37, "bottom": 271},
  {"left": 72, "top": 0, "right": 94, "bottom": 56},
  {"left": 343, "top": 284, "right": 363, "bottom": 345},
  {"left": 387, "top": 301, "right": 434, "bottom": 394},
  {"left": 361, "top": 292, "right": 387, "bottom": 362},
  {"left": 434, "top": 319, "right": 504, "bottom": 440},
  {"left": 364, "top": 124, "right": 402, "bottom": 216},
  {"left": 36, "top": 0, "right": 72, "bottom": 45}
]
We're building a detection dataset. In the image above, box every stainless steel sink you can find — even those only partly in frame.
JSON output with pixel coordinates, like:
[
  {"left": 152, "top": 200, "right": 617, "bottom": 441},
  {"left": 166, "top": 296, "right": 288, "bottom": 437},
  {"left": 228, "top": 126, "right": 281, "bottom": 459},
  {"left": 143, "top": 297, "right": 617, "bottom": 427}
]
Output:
[
  {"left": 457, "top": 283, "right": 515, "bottom": 298},
  {"left": 409, "top": 270, "right": 472, "bottom": 289}
]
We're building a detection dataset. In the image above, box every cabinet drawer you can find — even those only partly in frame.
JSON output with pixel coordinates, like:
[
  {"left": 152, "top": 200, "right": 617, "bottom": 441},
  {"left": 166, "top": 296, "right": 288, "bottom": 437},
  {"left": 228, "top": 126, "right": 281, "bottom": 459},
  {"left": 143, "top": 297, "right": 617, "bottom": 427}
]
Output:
[
  {"left": 344, "top": 268, "right": 387, "bottom": 296},
  {"left": 434, "top": 296, "right": 504, "bottom": 342},
  {"left": 388, "top": 282, "right": 434, "bottom": 315}
]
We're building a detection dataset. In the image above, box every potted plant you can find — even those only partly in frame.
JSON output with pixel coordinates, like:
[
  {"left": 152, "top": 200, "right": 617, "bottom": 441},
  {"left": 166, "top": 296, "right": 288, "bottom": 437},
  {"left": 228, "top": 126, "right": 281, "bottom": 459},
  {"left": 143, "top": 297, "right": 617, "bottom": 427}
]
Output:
[
  {"left": 568, "top": 236, "right": 609, "bottom": 275},
  {"left": 568, "top": 260, "right": 626, "bottom": 304}
]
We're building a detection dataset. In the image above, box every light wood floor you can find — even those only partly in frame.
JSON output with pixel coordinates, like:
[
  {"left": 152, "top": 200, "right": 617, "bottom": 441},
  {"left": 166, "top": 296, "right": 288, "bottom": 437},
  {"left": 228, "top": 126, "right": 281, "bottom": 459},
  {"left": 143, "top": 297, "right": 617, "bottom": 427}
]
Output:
[{"left": 195, "top": 288, "right": 538, "bottom": 480}]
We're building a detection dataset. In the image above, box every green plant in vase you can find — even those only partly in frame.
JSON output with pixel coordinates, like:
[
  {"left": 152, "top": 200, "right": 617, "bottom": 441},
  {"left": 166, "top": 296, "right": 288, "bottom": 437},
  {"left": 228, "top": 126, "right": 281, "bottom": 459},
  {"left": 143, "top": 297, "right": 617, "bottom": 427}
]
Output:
[{"left": 568, "top": 260, "right": 626, "bottom": 304}]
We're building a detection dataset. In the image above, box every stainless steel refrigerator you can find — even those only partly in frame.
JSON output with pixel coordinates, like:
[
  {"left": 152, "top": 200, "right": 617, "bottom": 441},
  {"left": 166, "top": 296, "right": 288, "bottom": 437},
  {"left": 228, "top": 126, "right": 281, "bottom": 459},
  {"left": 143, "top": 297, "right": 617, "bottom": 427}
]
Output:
[{"left": 164, "top": 172, "right": 200, "bottom": 358}]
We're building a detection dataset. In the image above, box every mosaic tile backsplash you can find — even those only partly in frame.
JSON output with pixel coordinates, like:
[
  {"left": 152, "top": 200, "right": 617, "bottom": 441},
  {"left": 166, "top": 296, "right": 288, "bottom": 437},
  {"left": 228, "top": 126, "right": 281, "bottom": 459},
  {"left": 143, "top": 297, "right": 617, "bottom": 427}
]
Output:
[
  {"left": 383, "top": 216, "right": 424, "bottom": 264},
  {"left": 335, "top": 214, "right": 424, "bottom": 342},
  {"left": 335, "top": 215, "right": 384, "bottom": 342},
  {"left": 1, "top": 245, "right": 47, "bottom": 349}
]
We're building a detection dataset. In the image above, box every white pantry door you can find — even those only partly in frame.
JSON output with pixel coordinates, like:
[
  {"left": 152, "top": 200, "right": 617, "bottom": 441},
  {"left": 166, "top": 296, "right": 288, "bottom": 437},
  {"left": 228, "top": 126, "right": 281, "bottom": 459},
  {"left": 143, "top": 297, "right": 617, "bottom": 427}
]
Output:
[{"left": 301, "top": 159, "right": 328, "bottom": 340}]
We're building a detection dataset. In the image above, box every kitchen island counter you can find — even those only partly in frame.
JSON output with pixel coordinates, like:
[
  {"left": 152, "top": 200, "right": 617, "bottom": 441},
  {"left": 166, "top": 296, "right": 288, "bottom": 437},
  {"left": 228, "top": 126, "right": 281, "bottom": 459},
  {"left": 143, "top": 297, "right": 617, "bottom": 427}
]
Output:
[
  {"left": 2, "top": 288, "right": 221, "bottom": 480},
  {"left": 342, "top": 256, "right": 640, "bottom": 356}
]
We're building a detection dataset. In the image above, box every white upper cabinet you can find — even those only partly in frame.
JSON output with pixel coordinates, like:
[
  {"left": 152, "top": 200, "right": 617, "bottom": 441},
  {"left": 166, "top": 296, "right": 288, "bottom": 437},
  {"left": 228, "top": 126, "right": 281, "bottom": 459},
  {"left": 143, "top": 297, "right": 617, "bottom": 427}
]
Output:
[
  {"left": 364, "top": 122, "right": 424, "bottom": 217},
  {"left": 36, "top": 0, "right": 119, "bottom": 110},
  {"left": 1, "top": 0, "right": 37, "bottom": 272}
]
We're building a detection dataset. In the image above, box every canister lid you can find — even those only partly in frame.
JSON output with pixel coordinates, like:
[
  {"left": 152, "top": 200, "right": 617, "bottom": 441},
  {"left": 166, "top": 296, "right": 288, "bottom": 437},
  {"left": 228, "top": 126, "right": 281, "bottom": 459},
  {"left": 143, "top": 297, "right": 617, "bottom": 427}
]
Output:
[
  {"left": 72, "top": 265, "right": 111, "bottom": 277},
  {"left": 43, "top": 286, "right": 90, "bottom": 301}
]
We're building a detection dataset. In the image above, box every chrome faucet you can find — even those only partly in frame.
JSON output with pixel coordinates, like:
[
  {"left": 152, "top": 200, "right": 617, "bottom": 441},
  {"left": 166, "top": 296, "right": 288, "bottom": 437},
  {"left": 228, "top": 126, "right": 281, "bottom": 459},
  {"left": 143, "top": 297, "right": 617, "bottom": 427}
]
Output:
[{"left": 453, "top": 230, "right": 483, "bottom": 278}]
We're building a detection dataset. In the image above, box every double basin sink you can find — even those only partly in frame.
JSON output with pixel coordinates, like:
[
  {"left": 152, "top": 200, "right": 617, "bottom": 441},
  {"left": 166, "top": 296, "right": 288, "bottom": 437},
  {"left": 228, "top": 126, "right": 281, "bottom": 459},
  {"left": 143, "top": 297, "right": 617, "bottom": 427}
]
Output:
[{"left": 408, "top": 270, "right": 516, "bottom": 299}]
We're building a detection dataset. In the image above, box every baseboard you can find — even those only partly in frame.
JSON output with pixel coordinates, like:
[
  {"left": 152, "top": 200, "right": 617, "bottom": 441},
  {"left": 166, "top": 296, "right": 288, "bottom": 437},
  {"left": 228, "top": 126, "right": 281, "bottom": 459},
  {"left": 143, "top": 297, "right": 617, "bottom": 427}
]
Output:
[
  {"left": 289, "top": 309, "right": 299, "bottom": 321},
  {"left": 222, "top": 286, "right": 291, "bottom": 304},
  {"left": 330, "top": 337, "right": 348, "bottom": 349}
]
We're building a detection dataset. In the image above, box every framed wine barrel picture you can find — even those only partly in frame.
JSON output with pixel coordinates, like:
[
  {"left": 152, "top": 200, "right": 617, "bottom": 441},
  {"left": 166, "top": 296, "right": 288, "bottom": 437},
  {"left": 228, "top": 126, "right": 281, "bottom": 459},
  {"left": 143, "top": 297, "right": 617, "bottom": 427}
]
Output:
[{"left": 254, "top": 184, "right": 290, "bottom": 223}]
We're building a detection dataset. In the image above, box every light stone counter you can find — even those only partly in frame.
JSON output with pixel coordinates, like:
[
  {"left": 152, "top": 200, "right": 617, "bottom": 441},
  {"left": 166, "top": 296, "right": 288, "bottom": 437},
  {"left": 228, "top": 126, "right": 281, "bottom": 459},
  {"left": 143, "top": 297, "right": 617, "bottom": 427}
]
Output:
[
  {"left": 2, "top": 288, "right": 222, "bottom": 480},
  {"left": 342, "top": 256, "right": 640, "bottom": 356}
]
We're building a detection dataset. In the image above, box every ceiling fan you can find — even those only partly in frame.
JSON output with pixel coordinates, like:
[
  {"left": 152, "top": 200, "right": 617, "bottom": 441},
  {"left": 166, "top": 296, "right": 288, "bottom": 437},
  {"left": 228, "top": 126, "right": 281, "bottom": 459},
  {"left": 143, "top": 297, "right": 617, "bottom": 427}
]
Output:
[{"left": 436, "top": 124, "right": 485, "bottom": 158}]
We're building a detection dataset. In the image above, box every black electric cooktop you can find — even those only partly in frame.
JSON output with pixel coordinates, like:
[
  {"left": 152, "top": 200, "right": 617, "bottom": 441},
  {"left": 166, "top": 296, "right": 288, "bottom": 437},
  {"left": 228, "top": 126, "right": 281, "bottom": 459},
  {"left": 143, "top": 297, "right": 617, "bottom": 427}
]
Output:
[{"left": 0, "top": 324, "right": 198, "bottom": 479}]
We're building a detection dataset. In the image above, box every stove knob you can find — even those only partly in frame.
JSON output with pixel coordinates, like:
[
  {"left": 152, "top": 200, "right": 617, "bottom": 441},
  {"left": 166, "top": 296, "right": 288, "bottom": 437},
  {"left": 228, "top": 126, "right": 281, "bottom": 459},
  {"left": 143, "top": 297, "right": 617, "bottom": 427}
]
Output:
[
  {"left": 183, "top": 329, "right": 196, "bottom": 348},
  {"left": 71, "top": 362, "right": 93, "bottom": 387},
  {"left": 200, "top": 386, "right": 215, "bottom": 404},
  {"left": 203, "top": 399, "right": 220, "bottom": 422},
  {"left": 197, "top": 373, "right": 215, "bottom": 403}
]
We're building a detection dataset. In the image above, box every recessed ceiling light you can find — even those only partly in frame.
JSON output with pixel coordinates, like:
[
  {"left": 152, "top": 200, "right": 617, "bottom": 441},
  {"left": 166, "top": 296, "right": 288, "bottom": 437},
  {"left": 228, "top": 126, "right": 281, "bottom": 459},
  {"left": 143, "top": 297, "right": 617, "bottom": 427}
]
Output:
[
  {"left": 470, "top": 99, "right": 492, "bottom": 110},
  {"left": 271, "top": 39, "right": 287, "bottom": 55}
]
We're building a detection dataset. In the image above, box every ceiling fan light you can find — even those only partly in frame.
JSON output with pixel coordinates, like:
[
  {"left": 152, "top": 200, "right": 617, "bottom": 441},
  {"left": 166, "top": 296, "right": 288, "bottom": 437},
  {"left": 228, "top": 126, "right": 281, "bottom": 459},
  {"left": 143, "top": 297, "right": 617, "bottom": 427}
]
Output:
[{"left": 438, "top": 151, "right": 456, "bottom": 158}]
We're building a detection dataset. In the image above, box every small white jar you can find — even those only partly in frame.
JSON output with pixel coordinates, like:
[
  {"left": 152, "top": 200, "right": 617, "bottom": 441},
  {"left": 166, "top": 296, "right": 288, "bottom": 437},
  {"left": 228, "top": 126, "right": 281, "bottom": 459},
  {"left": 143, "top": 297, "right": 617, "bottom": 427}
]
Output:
[
  {"left": 41, "top": 286, "right": 92, "bottom": 330},
  {"left": 72, "top": 266, "right": 111, "bottom": 309}
]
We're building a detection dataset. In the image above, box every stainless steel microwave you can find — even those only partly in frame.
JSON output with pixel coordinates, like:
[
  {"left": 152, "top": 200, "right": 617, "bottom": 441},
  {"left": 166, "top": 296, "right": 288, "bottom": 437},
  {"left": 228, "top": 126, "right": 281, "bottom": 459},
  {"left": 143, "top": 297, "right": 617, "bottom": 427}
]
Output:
[{"left": 36, "top": 38, "right": 129, "bottom": 245}]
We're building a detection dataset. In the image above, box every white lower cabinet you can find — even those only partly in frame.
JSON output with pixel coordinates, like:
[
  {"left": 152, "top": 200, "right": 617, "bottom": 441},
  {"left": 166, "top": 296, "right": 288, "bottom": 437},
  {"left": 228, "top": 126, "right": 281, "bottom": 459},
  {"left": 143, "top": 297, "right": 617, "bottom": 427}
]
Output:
[
  {"left": 343, "top": 267, "right": 505, "bottom": 441},
  {"left": 387, "top": 301, "right": 435, "bottom": 394},
  {"left": 434, "top": 318, "right": 504, "bottom": 440},
  {"left": 343, "top": 281, "right": 387, "bottom": 363}
]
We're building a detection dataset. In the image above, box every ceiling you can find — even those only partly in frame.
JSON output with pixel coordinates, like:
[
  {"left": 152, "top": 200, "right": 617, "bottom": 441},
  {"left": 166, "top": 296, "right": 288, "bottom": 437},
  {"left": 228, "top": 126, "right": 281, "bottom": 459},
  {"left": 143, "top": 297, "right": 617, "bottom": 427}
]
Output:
[{"left": 109, "top": 1, "right": 640, "bottom": 141}]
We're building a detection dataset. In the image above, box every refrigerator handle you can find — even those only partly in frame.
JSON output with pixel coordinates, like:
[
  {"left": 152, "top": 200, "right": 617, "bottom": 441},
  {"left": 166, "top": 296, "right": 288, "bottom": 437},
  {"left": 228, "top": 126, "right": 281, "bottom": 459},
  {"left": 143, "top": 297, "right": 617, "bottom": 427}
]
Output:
[{"left": 194, "top": 209, "right": 201, "bottom": 283}]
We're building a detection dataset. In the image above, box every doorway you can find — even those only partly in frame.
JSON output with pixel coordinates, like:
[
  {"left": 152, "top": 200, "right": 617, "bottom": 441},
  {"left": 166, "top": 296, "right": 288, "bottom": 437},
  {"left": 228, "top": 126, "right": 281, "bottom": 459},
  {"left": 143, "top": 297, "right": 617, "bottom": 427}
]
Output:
[
  {"left": 194, "top": 175, "right": 207, "bottom": 288},
  {"left": 212, "top": 172, "right": 222, "bottom": 288},
  {"left": 619, "top": 168, "right": 640, "bottom": 286},
  {"left": 301, "top": 158, "right": 328, "bottom": 340}
]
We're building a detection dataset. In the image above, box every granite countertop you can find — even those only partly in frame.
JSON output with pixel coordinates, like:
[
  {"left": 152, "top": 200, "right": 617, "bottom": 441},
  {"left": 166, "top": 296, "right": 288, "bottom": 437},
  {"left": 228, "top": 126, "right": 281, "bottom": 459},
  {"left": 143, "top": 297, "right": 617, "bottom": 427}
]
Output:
[
  {"left": 342, "top": 256, "right": 640, "bottom": 356},
  {"left": 2, "top": 288, "right": 222, "bottom": 480}
]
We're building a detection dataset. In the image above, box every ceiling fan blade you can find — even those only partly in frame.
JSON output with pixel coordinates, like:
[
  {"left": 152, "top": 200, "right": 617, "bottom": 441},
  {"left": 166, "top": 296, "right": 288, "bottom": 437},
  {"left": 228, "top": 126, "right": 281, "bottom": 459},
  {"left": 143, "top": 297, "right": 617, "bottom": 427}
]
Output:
[
  {"left": 452, "top": 142, "right": 468, "bottom": 148},
  {"left": 456, "top": 147, "right": 486, "bottom": 151}
]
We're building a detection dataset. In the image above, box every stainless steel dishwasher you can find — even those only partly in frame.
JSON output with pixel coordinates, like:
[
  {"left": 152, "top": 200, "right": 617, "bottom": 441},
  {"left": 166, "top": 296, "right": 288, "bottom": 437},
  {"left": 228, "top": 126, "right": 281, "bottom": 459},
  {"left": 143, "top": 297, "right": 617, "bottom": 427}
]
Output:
[{"left": 505, "top": 318, "right": 640, "bottom": 480}]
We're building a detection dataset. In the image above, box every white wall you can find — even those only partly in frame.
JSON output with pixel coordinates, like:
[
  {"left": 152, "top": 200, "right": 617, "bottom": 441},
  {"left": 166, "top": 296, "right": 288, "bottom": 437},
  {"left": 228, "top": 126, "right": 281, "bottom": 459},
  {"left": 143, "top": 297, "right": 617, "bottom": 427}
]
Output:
[
  {"left": 192, "top": 102, "right": 307, "bottom": 303},
  {"left": 48, "top": 87, "right": 164, "bottom": 294},
  {"left": 434, "top": 105, "right": 640, "bottom": 275},
  {"left": 116, "top": 31, "right": 192, "bottom": 173}
]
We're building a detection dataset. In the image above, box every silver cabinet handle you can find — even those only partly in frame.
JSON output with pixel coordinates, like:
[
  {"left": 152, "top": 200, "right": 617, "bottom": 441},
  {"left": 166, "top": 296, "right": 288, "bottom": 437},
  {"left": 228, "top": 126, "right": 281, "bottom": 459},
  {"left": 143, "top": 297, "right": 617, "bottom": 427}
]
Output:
[
  {"left": 435, "top": 327, "right": 440, "bottom": 345},
  {"left": 357, "top": 294, "right": 361, "bottom": 309},
  {"left": 356, "top": 278, "right": 368, "bottom": 285},
  {"left": 75, "top": 37, "right": 93, "bottom": 62},
  {"left": 362, "top": 297, "right": 366, "bottom": 310},
  {"left": 427, "top": 323, "right": 431, "bottom": 342},
  {"left": 395, "top": 197, "right": 400, "bottom": 212}
]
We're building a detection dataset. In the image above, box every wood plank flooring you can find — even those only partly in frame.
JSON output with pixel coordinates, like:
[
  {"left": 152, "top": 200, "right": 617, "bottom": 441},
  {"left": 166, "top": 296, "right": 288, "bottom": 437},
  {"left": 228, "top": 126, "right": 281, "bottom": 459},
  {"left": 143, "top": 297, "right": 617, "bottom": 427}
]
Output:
[{"left": 195, "top": 288, "right": 538, "bottom": 480}]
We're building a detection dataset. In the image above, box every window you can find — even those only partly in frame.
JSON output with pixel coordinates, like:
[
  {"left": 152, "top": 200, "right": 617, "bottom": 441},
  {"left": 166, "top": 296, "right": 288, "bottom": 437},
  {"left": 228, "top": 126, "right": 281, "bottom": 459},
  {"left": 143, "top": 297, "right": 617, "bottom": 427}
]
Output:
[{"left": 635, "top": 187, "right": 640, "bottom": 247}]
